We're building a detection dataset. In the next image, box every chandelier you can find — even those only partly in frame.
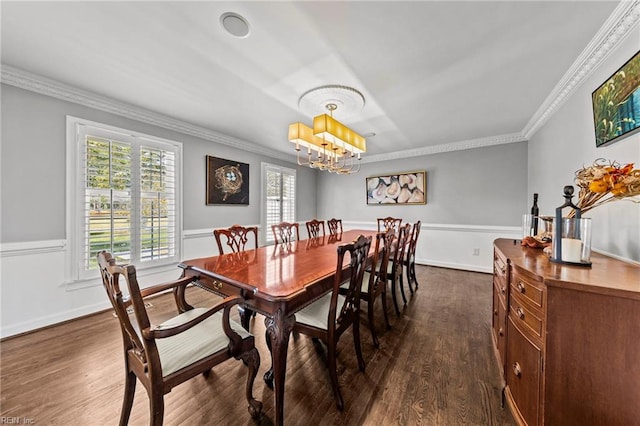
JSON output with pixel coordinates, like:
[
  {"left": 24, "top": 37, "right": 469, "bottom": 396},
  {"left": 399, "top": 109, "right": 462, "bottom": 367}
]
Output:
[{"left": 288, "top": 85, "right": 367, "bottom": 174}]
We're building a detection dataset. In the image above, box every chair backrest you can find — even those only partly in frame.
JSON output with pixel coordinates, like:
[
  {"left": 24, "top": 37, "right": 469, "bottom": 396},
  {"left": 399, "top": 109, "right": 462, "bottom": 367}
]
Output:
[
  {"left": 306, "top": 219, "right": 326, "bottom": 238},
  {"left": 377, "top": 217, "right": 402, "bottom": 233},
  {"left": 272, "top": 221, "right": 299, "bottom": 244},
  {"left": 97, "top": 251, "right": 150, "bottom": 366},
  {"left": 407, "top": 220, "right": 422, "bottom": 260},
  {"left": 327, "top": 218, "right": 343, "bottom": 235},
  {"left": 366, "top": 229, "right": 396, "bottom": 294},
  {"left": 390, "top": 223, "right": 411, "bottom": 276},
  {"left": 214, "top": 224, "right": 258, "bottom": 254},
  {"left": 330, "top": 234, "right": 372, "bottom": 330}
]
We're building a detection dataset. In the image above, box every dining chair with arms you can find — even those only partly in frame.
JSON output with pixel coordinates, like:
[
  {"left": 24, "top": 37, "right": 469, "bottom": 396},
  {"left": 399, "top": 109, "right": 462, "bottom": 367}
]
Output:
[
  {"left": 403, "top": 220, "right": 422, "bottom": 293},
  {"left": 305, "top": 219, "right": 326, "bottom": 238},
  {"left": 388, "top": 223, "right": 411, "bottom": 316},
  {"left": 213, "top": 224, "right": 258, "bottom": 255},
  {"left": 293, "top": 234, "right": 372, "bottom": 410},
  {"left": 271, "top": 221, "right": 299, "bottom": 244},
  {"left": 97, "top": 251, "right": 262, "bottom": 425},
  {"left": 327, "top": 218, "right": 343, "bottom": 235},
  {"left": 377, "top": 217, "right": 402, "bottom": 233},
  {"left": 359, "top": 228, "right": 395, "bottom": 348}
]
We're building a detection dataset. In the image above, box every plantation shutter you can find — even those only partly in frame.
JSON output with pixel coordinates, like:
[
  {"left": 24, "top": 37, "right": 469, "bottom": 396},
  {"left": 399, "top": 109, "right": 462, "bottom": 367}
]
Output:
[
  {"left": 139, "top": 143, "right": 176, "bottom": 262},
  {"left": 75, "top": 121, "right": 180, "bottom": 279},
  {"left": 263, "top": 164, "right": 296, "bottom": 244}
]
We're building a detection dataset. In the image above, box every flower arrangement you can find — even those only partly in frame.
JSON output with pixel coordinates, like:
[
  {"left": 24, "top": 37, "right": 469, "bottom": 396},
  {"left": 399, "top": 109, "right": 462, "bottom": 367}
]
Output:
[{"left": 572, "top": 158, "right": 640, "bottom": 216}]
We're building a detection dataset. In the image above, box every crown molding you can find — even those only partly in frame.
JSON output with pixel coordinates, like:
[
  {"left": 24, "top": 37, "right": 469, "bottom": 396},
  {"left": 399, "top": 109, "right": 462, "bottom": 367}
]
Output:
[
  {"left": 0, "top": 65, "right": 285, "bottom": 160},
  {"left": 361, "top": 132, "right": 526, "bottom": 164},
  {"left": 523, "top": 0, "right": 640, "bottom": 139}
]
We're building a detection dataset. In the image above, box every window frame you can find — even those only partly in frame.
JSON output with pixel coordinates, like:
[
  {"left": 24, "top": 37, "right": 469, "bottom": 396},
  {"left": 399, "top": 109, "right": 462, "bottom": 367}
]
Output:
[
  {"left": 261, "top": 162, "right": 296, "bottom": 246},
  {"left": 65, "top": 116, "right": 183, "bottom": 283}
]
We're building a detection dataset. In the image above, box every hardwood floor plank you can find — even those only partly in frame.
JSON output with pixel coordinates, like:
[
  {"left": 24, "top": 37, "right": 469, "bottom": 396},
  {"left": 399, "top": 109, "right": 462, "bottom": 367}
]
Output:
[{"left": 1, "top": 266, "right": 514, "bottom": 425}]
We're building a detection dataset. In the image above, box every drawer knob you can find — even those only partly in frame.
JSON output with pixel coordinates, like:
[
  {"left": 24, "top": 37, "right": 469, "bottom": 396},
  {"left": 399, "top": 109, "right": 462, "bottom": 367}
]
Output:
[
  {"left": 513, "top": 362, "right": 522, "bottom": 377},
  {"left": 517, "top": 281, "right": 526, "bottom": 293},
  {"left": 212, "top": 280, "right": 223, "bottom": 290},
  {"left": 516, "top": 307, "right": 525, "bottom": 320},
  {"left": 499, "top": 327, "right": 504, "bottom": 337},
  {"left": 501, "top": 285, "right": 506, "bottom": 294},
  {"left": 494, "top": 309, "right": 498, "bottom": 316}
]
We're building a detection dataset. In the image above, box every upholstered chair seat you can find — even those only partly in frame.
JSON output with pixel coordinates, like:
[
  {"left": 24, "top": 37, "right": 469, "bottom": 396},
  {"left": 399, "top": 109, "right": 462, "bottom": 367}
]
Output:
[
  {"left": 295, "top": 293, "right": 347, "bottom": 330},
  {"left": 155, "top": 308, "right": 251, "bottom": 377}
]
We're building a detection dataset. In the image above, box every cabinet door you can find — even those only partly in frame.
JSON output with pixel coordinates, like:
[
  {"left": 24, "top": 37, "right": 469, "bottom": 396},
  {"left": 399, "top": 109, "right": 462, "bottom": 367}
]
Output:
[{"left": 506, "top": 318, "right": 541, "bottom": 426}]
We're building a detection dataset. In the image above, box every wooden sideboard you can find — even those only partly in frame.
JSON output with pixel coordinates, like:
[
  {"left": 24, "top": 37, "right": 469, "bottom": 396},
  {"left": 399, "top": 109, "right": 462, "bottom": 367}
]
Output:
[{"left": 492, "top": 238, "right": 640, "bottom": 426}]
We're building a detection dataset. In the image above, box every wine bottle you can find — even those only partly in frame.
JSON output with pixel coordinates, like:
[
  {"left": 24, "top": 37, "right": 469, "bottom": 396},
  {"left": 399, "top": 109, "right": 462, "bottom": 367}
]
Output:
[{"left": 530, "top": 193, "right": 539, "bottom": 236}]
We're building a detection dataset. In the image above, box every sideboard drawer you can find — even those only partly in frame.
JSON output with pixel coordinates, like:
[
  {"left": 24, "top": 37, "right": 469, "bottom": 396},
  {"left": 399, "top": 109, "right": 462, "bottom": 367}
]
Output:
[
  {"left": 511, "top": 269, "right": 544, "bottom": 311},
  {"left": 510, "top": 294, "right": 544, "bottom": 343}
]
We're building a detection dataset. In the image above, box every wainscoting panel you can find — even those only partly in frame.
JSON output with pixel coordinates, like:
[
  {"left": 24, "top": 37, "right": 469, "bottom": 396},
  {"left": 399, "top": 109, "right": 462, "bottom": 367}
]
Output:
[{"left": 1, "top": 222, "right": 519, "bottom": 338}]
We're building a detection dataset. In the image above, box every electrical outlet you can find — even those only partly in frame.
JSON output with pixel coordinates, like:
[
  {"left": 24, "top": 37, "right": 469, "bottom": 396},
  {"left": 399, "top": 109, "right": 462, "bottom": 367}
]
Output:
[{"left": 472, "top": 248, "right": 480, "bottom": 256}]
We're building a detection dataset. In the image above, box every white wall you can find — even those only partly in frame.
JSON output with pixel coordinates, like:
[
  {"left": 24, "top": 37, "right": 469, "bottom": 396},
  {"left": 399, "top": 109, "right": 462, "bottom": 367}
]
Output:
[
  {"left": 528, "top": 26, "right": 640, "bottom": 262},
  {"left": 0, "top": 85, "right": 318, "bottom": 338}
]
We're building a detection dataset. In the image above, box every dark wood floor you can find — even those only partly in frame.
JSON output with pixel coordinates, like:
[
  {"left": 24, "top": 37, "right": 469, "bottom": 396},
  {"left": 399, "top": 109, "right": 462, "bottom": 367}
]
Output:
[{"left": 1, "top": 266, "right": 514, "bottom": 425}]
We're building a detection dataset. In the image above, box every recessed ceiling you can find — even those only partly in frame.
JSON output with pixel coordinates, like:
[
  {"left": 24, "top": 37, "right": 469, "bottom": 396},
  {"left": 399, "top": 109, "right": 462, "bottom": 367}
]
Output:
[{"left": 0, "top": 1, "right": 623, "bottom": 162}]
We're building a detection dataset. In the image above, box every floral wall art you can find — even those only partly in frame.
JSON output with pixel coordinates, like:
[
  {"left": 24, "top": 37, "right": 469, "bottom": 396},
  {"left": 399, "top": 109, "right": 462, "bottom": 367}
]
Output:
[{"left": 366, "top": 171, "right": 426, "bottom": 205}]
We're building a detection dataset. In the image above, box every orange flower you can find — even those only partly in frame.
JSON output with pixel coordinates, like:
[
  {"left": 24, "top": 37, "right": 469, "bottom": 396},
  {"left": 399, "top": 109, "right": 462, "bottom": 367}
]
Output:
[{"left": 572, "top": 159, "right": 640, "bottom": 215}]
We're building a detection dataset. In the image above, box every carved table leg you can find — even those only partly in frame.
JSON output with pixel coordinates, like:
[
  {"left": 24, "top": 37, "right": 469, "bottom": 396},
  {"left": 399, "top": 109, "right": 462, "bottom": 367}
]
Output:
[{"left": 264, "top": 309, "right": 295, "bottom": 426}]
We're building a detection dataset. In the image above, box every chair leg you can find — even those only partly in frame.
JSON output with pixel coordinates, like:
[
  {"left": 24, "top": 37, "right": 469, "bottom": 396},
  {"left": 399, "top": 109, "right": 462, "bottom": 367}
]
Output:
[
  {"left": 149, "top": 388, "right": 164, "bottom": 426},
  {"left": 327, "top": 341, "right": 344, "bottom": 411},
  {"left": 405, "top": 261, "right": 415, "bottom": 294},
  {"left": 398, "top": 271, "right": 408, "bottom": 305},
  {"left": 381, "top": 287, "right": 391, "bottom": 330},
  {"left": 119, "top": 370, "right": 136, "bottom": 426},
  {"left": 353, "top": 317, "right": 366, "bottom": 372},
  {"left": 367, "top": 298, "right": 380, "bottom": 348},
  {"left": 390, "top": 277, "right": 401, "bottom": 316},
  {"left": 239, "top": 347, "right": 263, "bottom": 419},
  {"left": 411, "top": 261, "right": 419, "bottom": 289}
]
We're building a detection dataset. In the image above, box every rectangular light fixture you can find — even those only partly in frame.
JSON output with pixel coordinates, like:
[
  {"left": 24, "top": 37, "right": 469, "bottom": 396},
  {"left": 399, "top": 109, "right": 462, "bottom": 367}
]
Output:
[{"left": 312, "top": 114, "right": 366, "bottom": 155}]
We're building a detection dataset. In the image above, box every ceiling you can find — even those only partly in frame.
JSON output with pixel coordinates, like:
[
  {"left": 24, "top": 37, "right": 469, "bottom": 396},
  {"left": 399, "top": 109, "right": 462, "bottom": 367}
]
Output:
[{"left": 1, "top": 1, "right": 622, "bottom": 163}]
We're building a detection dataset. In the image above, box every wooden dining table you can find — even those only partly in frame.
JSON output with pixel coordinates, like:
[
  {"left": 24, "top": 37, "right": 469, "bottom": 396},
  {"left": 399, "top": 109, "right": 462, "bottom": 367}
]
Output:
[{"left": 177, "top": 229, "right": 377, "bottom": 425}]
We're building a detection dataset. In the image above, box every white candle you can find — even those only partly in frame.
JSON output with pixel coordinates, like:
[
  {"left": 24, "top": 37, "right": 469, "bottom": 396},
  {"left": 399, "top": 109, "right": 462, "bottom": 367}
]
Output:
[{"left": 561, "top": 238, "right": 582, "bottom": 263}]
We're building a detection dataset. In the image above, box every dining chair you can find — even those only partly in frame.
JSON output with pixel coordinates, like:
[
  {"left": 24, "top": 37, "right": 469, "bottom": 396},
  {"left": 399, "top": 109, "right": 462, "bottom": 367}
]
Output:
[
  {"left": 305, "top": 219, "right": 326, "bottom": 238},
  {"left": 213, "top": 224, "right": 258, "bottom": 255},
  {"left": 327, "top": 218, "right": 343, "bottom": 235},
  {"left": 359, "top": 228, "right": 395, "bottom": 348},
  {"left": 377, "top": 217, "right": 402, "bottom": 233},
  {"left": 293, "top": 234, "right": 372, "bottom": 410},
  {"left": 388, "top": 223, "right": 411, "bottom": 316},
  {"left": 403, "top": 220, "right": 422, "bottom": 293},
  {"left": 213, "top": 224, "right": 259, "bottom": 329},
  {"left": 97, "top": 251, "right": 262, "bottom": 426},
  {"left": 271, "top": 221, "right": 299, "bottom": 244}
]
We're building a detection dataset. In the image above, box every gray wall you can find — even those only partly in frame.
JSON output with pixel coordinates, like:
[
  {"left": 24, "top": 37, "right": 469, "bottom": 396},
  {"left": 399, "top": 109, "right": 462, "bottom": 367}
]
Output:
[
  {"left": 317, "top": 142, "right": 528, "bottom": 226},
  {"left": 528, "top": 25, "right": 640, "bottom": 261},
  {"left": 0, "top": 84, "right": 317, "bottom": 243}
]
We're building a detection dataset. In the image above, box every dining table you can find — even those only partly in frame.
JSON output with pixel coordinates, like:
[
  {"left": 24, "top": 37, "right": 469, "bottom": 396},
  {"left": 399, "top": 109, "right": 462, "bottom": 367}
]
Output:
[{"left": 177, "top": 229, "right": 377, "bottom": 425}]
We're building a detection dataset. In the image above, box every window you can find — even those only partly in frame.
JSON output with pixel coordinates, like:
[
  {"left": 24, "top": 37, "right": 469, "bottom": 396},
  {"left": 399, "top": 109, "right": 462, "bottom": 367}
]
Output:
[
  {"left": 67, "top": 117, "right": 181, "bottom": 281},
  {"left": 262, "top": 163, "right": 296, "bottom": 245}
]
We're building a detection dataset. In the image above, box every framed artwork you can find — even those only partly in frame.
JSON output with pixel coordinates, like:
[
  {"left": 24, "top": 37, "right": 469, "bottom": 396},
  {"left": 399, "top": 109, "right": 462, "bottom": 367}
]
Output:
[
  {"left": 592, "top": 49, "right": 640, "bottom": 147},
  {"left": 206, "top": 155, "right": 249, "bottom": 205},
  {"left": 366, "top": 171, "right": 426, "bottom": 205}
]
